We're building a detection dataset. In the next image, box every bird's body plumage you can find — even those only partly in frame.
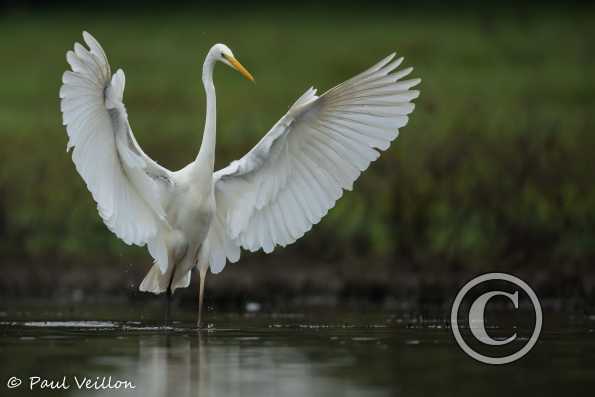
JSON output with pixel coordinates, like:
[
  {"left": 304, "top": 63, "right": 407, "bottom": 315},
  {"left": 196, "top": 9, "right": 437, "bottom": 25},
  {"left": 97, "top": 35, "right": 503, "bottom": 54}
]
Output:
[{"left": 60, "top": 32, "right": 420, "bottom": 325}]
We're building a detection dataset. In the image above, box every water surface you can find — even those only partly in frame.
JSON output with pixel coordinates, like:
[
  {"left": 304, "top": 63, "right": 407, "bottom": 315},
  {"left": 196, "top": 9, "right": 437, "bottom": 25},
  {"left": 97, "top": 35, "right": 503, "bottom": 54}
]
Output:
[{"left": 0, "top": 306, "right": 593, "bottom": 396}]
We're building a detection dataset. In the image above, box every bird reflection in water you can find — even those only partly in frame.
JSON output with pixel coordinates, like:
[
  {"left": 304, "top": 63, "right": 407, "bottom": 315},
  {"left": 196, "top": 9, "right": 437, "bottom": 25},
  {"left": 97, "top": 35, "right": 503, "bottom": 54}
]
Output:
[{"left": 82, "top": 331, "right": 386, "bottom": 397}]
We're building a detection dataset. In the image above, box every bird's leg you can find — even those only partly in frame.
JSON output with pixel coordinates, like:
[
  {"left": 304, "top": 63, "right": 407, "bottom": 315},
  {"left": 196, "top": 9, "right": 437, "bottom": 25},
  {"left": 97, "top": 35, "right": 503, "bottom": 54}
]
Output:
[
  {"left": 165, "top": 267, "right": 174, "bottom": 326},
  {"left": 165, "top": 286, "right": 172, "bottom": 325},
  {"left": 197, "top": 266, "right": 208, "bottom": 329}
]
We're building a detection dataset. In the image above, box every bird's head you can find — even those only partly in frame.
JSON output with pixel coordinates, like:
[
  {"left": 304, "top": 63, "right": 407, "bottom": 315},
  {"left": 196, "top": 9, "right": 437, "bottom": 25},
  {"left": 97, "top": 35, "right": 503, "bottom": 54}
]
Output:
[{"left": 210, "top": 43, "right": 254, "bottom": 82}]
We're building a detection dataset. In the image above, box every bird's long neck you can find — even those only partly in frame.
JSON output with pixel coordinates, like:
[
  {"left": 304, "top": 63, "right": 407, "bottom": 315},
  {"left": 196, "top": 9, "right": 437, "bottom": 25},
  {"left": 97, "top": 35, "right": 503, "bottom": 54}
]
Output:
[{"left": 195, "top": 57, "right": 217, "bottom": 176}]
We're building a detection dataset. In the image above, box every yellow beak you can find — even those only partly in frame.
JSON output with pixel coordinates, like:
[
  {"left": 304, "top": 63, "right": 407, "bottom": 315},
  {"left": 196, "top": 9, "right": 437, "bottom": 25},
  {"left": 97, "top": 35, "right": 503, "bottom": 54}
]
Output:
[{"left": 225, "top": 54, "right": 255, "bottom": 82}]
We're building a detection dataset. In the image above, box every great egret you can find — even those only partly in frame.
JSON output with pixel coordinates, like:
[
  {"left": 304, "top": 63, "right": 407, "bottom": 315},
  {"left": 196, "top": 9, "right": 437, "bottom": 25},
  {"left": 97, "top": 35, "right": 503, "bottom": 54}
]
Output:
[{"left": 60, "top": 32, "right": 420, "bottom": 327}]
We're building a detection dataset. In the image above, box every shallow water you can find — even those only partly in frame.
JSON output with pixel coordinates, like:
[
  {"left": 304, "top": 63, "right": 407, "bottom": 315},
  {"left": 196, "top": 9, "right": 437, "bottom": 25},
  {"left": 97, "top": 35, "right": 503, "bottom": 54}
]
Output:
[{"left": 0, "top": 306, "right": 594, "bottom": 397}]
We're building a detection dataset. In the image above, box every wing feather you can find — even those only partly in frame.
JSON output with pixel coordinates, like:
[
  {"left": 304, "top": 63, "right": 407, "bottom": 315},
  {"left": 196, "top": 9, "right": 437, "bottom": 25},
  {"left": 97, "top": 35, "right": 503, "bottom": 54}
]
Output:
[
  {"left": 60, "top": 32, "right": 173, "bottom": 270},
  {"left": 203, "top": 53, "right": 420, "bottom": 272}
]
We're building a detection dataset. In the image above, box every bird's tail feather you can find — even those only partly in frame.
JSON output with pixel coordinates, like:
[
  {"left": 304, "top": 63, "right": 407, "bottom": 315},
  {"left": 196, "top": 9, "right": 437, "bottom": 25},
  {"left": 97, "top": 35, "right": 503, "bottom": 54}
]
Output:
[
  {"left": 171, "top": 271, "right": 191, "bottom": 292},
  {"left": 139, "top": 264, "right": 191, "bottom": 294},
  {"left": 139, "top": 265, "right": 169, "bottom": 294}
]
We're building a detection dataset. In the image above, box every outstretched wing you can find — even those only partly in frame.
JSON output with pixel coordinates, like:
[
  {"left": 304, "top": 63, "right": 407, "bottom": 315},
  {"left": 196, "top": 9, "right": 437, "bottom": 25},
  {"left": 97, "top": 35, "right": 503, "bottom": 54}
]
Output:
[
  {"left": 201, "top": 53, "right": 420, "bottom": 273},
  {"left": 60, "top": 32, "right": 172, "bottom": 267}
]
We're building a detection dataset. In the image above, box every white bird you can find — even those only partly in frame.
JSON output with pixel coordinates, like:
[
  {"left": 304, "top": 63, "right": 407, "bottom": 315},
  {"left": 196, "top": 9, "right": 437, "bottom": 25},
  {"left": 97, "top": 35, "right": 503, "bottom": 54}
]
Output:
[{"left": 60, "top": 32, "right": 420, "bottom": 327}]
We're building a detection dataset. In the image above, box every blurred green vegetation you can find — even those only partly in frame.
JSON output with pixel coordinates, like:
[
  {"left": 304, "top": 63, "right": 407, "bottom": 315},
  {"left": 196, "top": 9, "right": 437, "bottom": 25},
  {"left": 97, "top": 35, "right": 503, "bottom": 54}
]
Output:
[{"left": 0, "top": 5, "right": 594, "bottom": 293}]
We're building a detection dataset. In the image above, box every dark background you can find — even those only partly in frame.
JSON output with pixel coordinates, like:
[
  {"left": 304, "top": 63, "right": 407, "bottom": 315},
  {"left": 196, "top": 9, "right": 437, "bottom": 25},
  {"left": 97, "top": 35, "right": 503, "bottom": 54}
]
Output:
[{"left": 0, "top": 1, "right": 593, "bottom": 310}]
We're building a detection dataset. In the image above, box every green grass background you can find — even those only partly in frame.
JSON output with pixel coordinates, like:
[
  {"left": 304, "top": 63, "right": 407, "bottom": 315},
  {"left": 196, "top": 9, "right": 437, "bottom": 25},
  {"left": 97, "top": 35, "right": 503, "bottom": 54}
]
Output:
[{"left": 0, "top": 4, "right": 594, "bottom": 299}]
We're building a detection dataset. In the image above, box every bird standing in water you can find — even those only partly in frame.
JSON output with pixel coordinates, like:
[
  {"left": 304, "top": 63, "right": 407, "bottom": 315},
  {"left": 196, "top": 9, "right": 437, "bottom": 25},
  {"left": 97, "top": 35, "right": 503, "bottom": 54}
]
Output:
[{"left": 60, "top": 32, "right": 420, "bottom": 327}]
